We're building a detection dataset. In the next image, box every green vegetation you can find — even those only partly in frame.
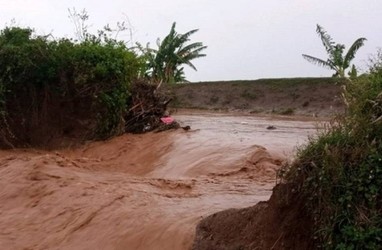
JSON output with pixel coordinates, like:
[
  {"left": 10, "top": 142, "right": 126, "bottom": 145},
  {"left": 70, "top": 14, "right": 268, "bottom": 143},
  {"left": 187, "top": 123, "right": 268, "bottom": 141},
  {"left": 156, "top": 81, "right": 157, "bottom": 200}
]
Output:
[
  {"left": 137, "top": 22, "right": 207, "bottom": 84},
  {"left": 284, "top": 54, "right": 382, "bottom": 248},
  {"left": 0, "top": 25, "right": 140, "bottom": 147},
  {"left": 302, "top": 24, "right": 366, "bottom": 78},
  {"left": 0, "top": 10, "right": 207, "bottom": 147},
  {"left": 240, "top": 89, "right": 257, "bottom": 100},
  {"left": 1, "top": 12, "right": 380, "bottom": 247},
  {"left": 277, "top": 108, "right": 295, "bottom": 115}
]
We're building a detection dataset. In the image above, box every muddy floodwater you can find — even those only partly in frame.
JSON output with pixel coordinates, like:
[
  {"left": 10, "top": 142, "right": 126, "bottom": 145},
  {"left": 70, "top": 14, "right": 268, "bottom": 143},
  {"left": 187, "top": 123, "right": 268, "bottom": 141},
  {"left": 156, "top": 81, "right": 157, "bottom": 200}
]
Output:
[{"left": 0, "top": 112, "right": 321, "bottom": 250}]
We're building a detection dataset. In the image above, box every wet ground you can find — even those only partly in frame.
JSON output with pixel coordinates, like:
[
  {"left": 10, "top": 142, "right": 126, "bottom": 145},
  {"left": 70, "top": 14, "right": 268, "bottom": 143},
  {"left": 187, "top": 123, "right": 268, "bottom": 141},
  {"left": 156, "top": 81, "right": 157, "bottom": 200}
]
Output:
[{"left": 0, "top": 112, "right": 321, "bottom": 249}]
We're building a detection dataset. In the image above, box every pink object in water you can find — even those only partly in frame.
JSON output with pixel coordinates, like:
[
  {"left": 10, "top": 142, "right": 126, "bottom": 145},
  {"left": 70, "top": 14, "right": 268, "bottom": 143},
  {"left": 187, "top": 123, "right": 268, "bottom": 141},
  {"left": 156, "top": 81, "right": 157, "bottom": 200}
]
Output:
[{"left": 160, "top": 116, "right": 174, "bottom": 124}]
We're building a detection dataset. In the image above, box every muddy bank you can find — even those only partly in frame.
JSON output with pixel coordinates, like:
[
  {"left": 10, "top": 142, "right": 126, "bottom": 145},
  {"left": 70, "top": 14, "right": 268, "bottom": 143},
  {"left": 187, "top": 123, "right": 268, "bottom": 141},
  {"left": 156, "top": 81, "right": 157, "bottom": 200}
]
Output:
[
  {"left": 0, "top": 113, "right": 320, "bottom": 249},
  {"left": 168, "top": 78, "right": 345, "bottom": 117},
  {"left": 192, "top": 184, "right": 313, "bottom": 250}
]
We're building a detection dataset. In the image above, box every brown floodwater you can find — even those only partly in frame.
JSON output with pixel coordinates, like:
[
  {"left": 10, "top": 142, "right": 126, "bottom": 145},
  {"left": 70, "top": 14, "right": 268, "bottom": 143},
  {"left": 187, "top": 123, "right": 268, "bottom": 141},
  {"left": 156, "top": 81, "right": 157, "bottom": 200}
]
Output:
[{"left": 0, "top": 112, "right": 321, "bottom": 250}]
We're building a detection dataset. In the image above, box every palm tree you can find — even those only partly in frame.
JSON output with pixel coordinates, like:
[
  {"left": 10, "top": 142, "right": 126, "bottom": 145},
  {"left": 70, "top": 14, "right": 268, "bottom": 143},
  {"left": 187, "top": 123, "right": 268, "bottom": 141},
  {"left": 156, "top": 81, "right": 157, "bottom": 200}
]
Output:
[
  {"left": 302, "top": 25, "right": 366, "bottom": 77},
  {"left": 139, "top": 22, "right": 207, "bottom": 84}
]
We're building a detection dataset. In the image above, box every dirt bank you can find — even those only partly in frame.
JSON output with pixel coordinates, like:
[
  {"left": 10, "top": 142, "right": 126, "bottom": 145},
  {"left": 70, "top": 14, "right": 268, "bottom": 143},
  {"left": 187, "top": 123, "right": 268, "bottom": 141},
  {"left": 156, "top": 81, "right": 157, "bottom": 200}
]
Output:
[
  {"left": 0, "top": 113, "right": 319, "bottom": 249},
  {"left": 192, "top": 183, "right": 313, "bottom": 250},
  {"left": 168, "top": 78, "right": 345, "bottom": 117}
]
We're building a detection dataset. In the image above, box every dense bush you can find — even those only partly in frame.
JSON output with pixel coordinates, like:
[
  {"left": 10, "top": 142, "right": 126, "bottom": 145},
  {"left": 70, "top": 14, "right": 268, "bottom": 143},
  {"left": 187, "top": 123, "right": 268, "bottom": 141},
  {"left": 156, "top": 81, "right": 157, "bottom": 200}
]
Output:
[
  {"left": 0, "top": 26, "right": 140, "bottom": 147},
  {"left": 285, "top": 57, "right": 382, "bottom": 248}
]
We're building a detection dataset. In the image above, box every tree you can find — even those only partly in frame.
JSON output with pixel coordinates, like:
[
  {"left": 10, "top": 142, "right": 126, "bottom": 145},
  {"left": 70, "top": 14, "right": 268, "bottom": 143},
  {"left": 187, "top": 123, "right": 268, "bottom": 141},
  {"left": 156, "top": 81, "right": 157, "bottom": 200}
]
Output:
[
  {"left": 138, "top": 22, "right": 207, "bottom": 84},
  {"left": 302, "top": 24, "right": 366, "bottom": 77}
]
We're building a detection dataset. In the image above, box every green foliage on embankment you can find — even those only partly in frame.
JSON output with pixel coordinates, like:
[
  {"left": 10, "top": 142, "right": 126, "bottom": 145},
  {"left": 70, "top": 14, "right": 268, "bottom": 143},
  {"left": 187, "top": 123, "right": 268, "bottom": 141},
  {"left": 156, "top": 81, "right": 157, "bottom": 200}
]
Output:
[
  {"left": 285, "top": 59, "right": 382, "bottom": 249},
  {"left": 0, "top": 26, "right": 140, "bottom": 147}
]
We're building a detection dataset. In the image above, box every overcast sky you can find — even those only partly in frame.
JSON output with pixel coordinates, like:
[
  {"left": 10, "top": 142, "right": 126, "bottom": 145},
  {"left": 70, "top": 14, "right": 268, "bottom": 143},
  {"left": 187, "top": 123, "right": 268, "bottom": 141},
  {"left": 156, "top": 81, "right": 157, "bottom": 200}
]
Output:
[{"left": 1, "top": 0, "right": 381, "bottom": 81}]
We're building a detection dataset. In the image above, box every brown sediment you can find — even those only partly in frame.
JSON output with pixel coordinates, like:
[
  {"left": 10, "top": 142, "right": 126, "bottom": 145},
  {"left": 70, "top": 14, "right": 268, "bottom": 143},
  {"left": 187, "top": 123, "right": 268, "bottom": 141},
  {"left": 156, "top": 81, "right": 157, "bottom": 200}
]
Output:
[
  {"left": 192, "top": 184, "right": 314, "bottom": 250},
  {"left": 0, "top": 113, "right": 319, "bottom": 249}
]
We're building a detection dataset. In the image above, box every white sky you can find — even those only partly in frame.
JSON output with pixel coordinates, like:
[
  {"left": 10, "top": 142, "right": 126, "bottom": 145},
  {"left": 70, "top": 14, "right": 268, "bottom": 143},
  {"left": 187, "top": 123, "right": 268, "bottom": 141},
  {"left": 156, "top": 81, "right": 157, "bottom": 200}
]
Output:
[{"left": 0, "top": 0, "right": 381, "bottom": 81}]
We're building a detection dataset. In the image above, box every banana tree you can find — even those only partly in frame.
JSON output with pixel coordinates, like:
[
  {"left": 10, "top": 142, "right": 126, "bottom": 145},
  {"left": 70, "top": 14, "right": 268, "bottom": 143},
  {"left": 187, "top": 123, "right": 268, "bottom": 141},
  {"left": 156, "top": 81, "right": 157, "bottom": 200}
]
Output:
[
  {"left": 138, "top": 22, "right": 207, "bottom": 84},
  {"left": 302, "top": 25, "right": 366, "bottom": 77}
]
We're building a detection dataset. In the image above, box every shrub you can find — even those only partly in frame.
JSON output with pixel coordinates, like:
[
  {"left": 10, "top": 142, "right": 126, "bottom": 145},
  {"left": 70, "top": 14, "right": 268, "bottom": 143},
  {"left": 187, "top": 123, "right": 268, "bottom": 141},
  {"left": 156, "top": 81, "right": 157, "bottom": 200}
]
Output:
[
  {"left": 284, "top": 59, "right": 382, "bottom": 248},
  {"left": 0, "top": 26, "right": 140, "bottom": 147}
]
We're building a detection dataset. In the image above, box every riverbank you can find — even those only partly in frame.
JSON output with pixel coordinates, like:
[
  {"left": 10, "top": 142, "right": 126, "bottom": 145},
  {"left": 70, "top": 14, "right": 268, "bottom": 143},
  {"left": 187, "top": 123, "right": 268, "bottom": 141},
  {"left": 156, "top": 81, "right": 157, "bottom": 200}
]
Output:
[{"left": 167, "top": 78, "right": 345, "bottom": 117}]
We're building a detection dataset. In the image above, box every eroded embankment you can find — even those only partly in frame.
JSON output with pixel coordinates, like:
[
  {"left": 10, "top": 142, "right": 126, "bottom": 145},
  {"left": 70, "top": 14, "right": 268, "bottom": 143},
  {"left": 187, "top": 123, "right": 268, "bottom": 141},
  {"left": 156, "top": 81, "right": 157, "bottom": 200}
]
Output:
[{"left": 0, "top": 113, "right": 319, "bottom": 249}]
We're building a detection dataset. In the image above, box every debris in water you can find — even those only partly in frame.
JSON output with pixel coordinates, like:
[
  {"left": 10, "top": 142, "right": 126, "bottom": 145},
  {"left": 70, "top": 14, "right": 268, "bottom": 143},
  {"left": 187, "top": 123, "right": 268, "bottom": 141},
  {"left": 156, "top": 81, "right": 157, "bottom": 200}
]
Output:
[
  {"left": 124, "top": 80, "right": 174, "bottom": 133},
  {"left": 182, "top": 126, "right": 191, "bottom": 131}
]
